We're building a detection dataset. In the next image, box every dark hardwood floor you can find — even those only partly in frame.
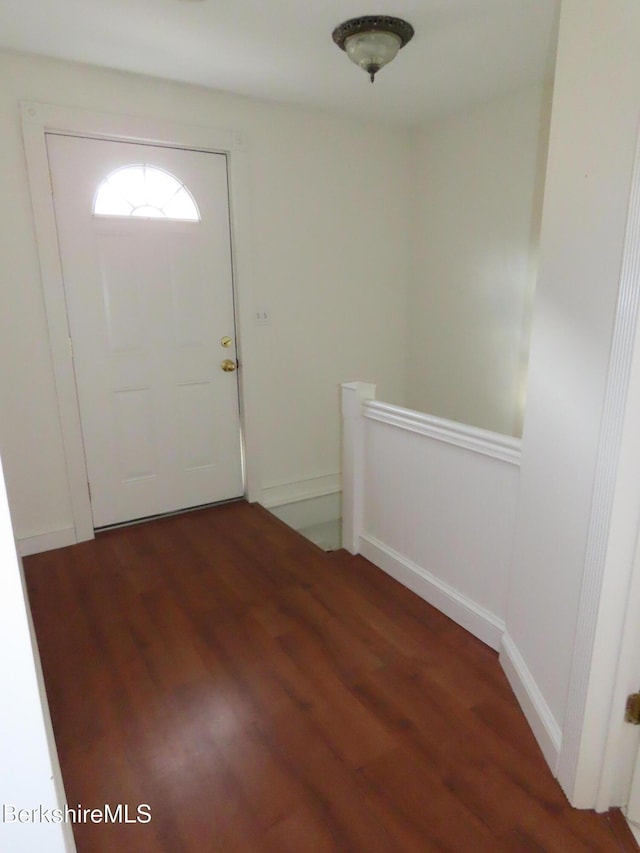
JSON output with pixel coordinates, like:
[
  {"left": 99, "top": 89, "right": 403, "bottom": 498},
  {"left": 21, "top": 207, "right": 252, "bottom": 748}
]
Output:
[{"left": 23, "top": 501, "right": 638, "bottom": 852}]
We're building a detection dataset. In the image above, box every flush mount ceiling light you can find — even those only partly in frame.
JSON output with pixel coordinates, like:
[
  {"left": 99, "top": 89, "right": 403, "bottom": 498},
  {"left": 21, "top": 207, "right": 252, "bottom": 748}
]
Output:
[{"left": 332, "top": 15, "right": 414, "bottom": 83}]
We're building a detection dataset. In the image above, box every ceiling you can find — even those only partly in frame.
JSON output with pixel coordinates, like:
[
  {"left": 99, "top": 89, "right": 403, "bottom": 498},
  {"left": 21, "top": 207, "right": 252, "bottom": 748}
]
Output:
[{"left": 0, "top": 0, "right": 559, "bottom": 127}]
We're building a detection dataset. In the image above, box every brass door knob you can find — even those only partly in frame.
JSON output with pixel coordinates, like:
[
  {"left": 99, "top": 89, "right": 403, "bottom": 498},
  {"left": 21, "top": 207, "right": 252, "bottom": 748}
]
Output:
[{"left": 221, "top": 359, "right": 237, "bottom": 372}]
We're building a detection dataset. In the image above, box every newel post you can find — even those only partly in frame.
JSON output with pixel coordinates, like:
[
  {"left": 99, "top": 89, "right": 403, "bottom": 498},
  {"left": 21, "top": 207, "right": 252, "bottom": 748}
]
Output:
[{"left": 341, "top": 382, "right": 376, "bottom": 554}]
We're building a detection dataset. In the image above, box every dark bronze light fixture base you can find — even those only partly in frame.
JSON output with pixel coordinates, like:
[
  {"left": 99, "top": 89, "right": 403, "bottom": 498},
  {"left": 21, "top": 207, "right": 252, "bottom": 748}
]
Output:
[
  {"left": 332, "top": 16, "right": 415, "bottom": 51},
  {"left": 332, "top": 15, "right": 415, "bottom": 82}
]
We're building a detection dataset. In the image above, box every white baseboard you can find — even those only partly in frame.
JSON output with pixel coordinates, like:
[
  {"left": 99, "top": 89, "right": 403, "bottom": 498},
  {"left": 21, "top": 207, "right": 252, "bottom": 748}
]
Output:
[
  {"left": 261, "top": 474, "right": 341, "bottom": 532},
  {"left": 23, "top": 572, "right": 78, "bottom": 852},
  {"left": 359, "top": 534, "right": 505, "bottom": 651},
  {"left": 500, "top": 633, "right": 562, "bottom": 772},
  {"left": 625, "top": 815, "right": 640, "bottom": 845},
  {"left": 261, "top": 473, "right": 341, "bottom": 509},
  {"left": 17, "top": 525, "right": 76, "bottom": 557}
]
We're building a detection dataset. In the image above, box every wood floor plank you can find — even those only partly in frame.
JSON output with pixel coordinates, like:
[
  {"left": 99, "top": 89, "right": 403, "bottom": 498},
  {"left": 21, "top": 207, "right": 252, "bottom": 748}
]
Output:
[
  {"left": 22, "top": 502, "right": 638, "bottom": 852},
  {"left": 253, "top": 708, "right": 399, "bottom": 852},
  {"left": 357, "top": 744, "right": 501, "bottom": 852}
]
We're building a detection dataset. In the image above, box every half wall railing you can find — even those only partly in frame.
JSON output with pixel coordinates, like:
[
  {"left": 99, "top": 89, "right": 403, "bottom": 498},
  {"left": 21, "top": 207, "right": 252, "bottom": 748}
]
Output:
[{"left": 341, "top": 382, "right": 521, "bottom": 650}]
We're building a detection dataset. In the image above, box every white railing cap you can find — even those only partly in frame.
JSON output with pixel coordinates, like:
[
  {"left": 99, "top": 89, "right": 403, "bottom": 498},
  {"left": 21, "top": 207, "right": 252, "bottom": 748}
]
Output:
[{"left": 363, "top": 400, "right": 521, "bottom": 465}]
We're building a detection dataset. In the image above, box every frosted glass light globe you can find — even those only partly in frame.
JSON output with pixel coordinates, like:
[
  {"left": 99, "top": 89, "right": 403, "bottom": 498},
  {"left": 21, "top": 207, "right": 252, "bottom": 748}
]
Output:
[
  {"left": 344, "top": 30, "right": 402, "bottom": 80},
  {"left": 333, "top": 16, "right": 414, "bottom": 83}
]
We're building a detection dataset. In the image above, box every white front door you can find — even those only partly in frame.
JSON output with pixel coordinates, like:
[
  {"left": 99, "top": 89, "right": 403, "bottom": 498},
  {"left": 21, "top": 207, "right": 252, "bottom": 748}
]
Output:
[{"left": 46, "top": 134, "right": 244, "bottom": 528}]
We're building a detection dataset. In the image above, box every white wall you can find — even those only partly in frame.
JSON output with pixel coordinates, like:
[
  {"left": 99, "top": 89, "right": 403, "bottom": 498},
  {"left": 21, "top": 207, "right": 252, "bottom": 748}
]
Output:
[
  {"left": 506, "top": 0, "right": 640, "bottom": 785},
  {"left": 407, "top": 84, "right": 552, "bottom": 437},
  {"left": 0, "top": 453, "right": 74, "bottom": 852},
  {"left": 0, "top": 49, "right": 411, "bottom": 543},
  {"left": 359, "top": 403, "right": 520, "bottom": 650}
]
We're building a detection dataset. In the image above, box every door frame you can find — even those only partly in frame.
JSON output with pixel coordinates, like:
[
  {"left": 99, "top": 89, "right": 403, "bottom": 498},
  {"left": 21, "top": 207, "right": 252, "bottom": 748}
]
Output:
[
  {"left": 556, "top": 118, "right": 640, "bottom": 809},
  {"left": 21, "top": 101, "right": 261, "bottom": 543}
]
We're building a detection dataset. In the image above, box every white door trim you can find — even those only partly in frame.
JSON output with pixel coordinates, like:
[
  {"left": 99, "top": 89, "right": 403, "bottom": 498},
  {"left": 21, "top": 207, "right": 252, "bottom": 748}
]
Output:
[
  {"left": 557, "top": 120, "right": 640, "bottom": 808},
  {"left": 21, "top": 101, "right": 261, "bottom": 543}
]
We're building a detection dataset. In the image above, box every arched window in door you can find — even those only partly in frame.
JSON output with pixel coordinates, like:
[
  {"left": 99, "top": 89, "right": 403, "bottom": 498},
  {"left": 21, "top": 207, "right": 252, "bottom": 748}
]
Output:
[{"left": 93, "top": 164, "right": 200, "bottom": 221}]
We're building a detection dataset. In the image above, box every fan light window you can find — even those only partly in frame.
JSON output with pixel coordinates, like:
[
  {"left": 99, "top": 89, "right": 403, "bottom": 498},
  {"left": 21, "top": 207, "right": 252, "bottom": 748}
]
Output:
[{"left": 93, "top": 165, "right": 200, "bottom": 221}]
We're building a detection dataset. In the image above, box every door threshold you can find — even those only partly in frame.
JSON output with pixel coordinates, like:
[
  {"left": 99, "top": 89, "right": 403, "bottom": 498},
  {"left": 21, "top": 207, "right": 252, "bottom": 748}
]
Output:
[{"left": 95, "top": 497, "right": 246, "bottom": 533}]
